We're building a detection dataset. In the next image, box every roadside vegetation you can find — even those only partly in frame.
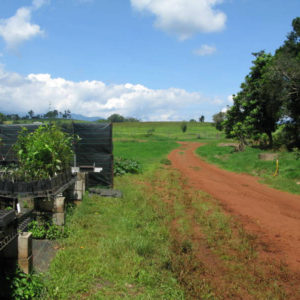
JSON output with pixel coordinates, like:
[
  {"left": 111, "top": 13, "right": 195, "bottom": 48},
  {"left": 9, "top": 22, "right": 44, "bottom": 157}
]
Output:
[
  {"left": 33, "top": 120, "right": 299, "bottom": 299},
  {"left": 4, "top": 17, "right": 299, "bottom": 299},
  {"left": 213, "top": 17, "right": 300, "bottom": 151},
  {"left": 197, "top": 141, "right": 300, "bottom": 194}
]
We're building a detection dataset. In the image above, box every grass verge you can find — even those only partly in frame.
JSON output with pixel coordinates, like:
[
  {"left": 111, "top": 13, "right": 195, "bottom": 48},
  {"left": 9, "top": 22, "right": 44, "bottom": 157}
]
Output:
[
  {"left": 41, "top": 175, "right": 184, "bottom": 299},
  {"left": 196, "top": 141, "right": 300, "bottom": 194}
]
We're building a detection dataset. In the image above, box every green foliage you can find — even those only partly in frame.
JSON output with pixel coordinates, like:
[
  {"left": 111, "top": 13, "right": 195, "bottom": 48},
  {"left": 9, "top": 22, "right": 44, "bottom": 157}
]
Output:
[
  {"left": 160, "top": 158, "right": 171, "bottom": 165},
  {"left": 145, "top": 128, "right": 155, "bottom": 137},
  {"left": 42, "top": 178, "right": 184, "bottom": 299},
  {"left": 197, "top": 142, "right": 300, "bottom": 194},
  {"left": 14, "top": 124, "right": 74, "bottom": 181},
  {"left": 107, "top": 114, "right": 139, "bottom": 123},
  {"left": 10, "top": 268, "right": 44, "bottom": 300},
  {"left": 28, "top": 220, "right": 68, "bottom": 240},
  {"left": 223, "top": 17, "right": 300, "bottom": 149},
  {"left": 180, "top": 122, "right": 187, "bottom": 133},
  {"left": 28, "top": 221, "right": 47, "bottom": 239},
  {"left": 114, "top": 157, "right": 142, "bottom": 176},
  {"left": 224, "top": 51, "right": 281, "bottom": 147},
  {"left": 293, "top": 147, "right": 300, "bottom": 160},
  {"left": 212, "top": 111, "right": 226, "bottom": 131},
  {"left": 271, "top": 17, "right": 300, "bottom": 148}
]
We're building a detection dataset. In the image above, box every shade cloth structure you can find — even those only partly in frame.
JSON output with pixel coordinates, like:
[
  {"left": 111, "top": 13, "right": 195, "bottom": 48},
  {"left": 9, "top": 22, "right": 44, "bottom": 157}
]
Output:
[{"left": 0, "top": 123, "right": 113, "bottom": 187}]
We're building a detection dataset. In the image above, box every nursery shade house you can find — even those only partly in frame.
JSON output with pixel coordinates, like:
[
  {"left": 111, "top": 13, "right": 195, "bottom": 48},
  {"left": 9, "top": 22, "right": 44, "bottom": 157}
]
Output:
[{"left": 0, "top": 122, "right": 113, "bottom": 188}]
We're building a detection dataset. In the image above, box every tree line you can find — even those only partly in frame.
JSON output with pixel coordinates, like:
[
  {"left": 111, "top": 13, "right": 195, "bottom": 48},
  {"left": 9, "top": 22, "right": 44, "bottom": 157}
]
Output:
[
  {"left": 0, "top": 109, "right": 72, "bottom": 123},
  {"left": 0, "top": 111, "right": 141, "bottom": 124},
  {"left": 213, "top": 17, "right": 300, "bottom": 149}
]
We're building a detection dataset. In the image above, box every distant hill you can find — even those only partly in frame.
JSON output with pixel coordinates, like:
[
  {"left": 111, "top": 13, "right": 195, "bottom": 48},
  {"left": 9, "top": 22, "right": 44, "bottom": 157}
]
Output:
[{"left": 71, "top": 114, "right": 104, "bottom": 122}]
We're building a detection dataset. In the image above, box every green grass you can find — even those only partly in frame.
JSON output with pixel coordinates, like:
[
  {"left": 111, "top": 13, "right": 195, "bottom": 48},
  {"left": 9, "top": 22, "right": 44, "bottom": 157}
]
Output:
[
  {"left": 42, "top": 177, "right": 184, "bottom": 299},
  {"left": 196, "top": 141, "right": 300, "bottom": 194},
  {"left": 40, "top": 122, "right": 300, "bottom": 299},
  {"left": 113, "top": 121, "right": 223, "bottom": 141},
  {"left": 113, "top": 122, "right": 221, "bottom": 171}
]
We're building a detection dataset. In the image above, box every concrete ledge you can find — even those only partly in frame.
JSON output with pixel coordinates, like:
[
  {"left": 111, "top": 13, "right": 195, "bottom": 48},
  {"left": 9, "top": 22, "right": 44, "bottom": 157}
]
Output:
[
  {"left": 18, "top": 232, "right": 32, "bottom": 258},
  {"left": 18, "top": 255, "right": 33, "bottom": 274},
  {"left": 52, "top": 212, "right": 65, "bottom": 226}
]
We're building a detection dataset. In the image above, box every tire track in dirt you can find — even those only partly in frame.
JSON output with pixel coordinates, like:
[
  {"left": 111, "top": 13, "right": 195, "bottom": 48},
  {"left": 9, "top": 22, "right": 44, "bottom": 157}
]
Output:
[{"left": 168, "top": 142, "right": 300, "bottom": 273}]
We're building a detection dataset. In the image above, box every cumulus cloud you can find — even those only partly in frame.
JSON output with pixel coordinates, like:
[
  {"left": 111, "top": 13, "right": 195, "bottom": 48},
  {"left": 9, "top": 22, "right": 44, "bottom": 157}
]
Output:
[
  {"left": 0, "top": 0, "right": 46, "bottom": 49},
  {"left": 227, "top": 94, "right": 233, "bottom": 104},
  {"left": 131, "top": 0, "right": 226, "bottom": 40},
  {"left": 194, "top": 44, "right": 216, "bottom": 56},
  {"left": 32, "top": 0, "right": 49, "bottom": 9},
  {"left": 0, "top": 66, "right": 222, "bottom": 121}
]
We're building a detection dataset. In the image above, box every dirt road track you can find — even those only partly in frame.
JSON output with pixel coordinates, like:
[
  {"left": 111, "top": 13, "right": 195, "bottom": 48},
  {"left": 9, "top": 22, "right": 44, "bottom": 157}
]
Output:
[{"left": 168, "top": 142, "right": 300, "bottom": 273}]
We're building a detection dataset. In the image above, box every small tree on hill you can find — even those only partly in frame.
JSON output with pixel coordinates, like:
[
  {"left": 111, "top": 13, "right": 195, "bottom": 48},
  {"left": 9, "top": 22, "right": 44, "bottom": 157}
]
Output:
[
  {"left": 212, "top": 111, "right": 226, "bottom": 131},
  {"left": 181, "top": 122, "right": 187, "bottom": 133}
]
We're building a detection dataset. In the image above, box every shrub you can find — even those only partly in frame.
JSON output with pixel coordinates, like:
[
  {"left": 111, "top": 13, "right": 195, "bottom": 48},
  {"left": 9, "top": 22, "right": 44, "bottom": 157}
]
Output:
[
  {"left": 28, "top": 220, "right": 68, "bottom": 240},
  {"left": 145, "top": 128, "right": 155, "bottom": 137},
  {"left": 10, "top": 268, "right": 44, "bottom": 300},
  {"left": 14, "top": 124, "right": 74, "bottom": 181},
  {"left": 160, "top": 158, "right": 171, "bottom": 165},
  {"left": 114, "top": 157, "right": 141, "bottom": 176},
  {"left": 181, "top": 122, "right": 187, "bottom": 133}
]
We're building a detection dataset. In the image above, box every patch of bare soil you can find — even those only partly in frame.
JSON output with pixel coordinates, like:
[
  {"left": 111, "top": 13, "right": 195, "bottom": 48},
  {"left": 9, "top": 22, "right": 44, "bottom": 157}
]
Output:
[{"left": 168, "top": 142, "right": 300, "bottom": 274}]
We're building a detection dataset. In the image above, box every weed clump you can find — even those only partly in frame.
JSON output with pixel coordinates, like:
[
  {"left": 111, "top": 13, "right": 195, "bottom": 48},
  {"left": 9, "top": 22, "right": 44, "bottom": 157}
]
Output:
[
  {"left": 28, "top": 220, "right": 68, "bottom": 240},
  {"left": 160, "top": 158, "right": 171, "bottom": 165},
  {"left": 114, "top": 157, "right": 142, "bottom": 176},
  {"left": 9, "top": 268, "right": 44, "bottom": 300}
]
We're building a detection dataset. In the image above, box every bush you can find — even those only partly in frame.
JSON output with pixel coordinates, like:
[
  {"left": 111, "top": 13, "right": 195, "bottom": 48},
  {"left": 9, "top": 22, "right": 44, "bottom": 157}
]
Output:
[
  {"left": 10, "top": 268, "right": 44, "bottom": 300},
  {"left": 14, "top": 124, "right": 74, "bottom": 181},
  {"left": 181, "top": 122, "right": 187, "bottom": 133},
  {"left": 160, "top": 158, "right": 171, "bottom": 165},
  {"left": 28, "top": 220, "right": 68, "bottom": 240},
  {"left": 145, "top": 128, "right": 155, "bottom": 137},
  {"left": 114, "top": 157, "right": 141, "bottom": 176}
]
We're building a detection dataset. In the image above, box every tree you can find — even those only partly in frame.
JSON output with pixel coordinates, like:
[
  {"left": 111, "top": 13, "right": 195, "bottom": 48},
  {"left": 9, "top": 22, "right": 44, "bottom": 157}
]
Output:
[
  {"left": 0, "top": 113, "right": 6, "bottom": 124},
  {"left": 44, "top": 110, "right": 59, "bottom": 119},
  {"left": 199, "top": 115, "right": 205, "bottom": 123},
  {"left": 125, "top": 117, "right": 140, "bottom": 122},
  {"left": 224, "top": 51, "right": 282, "bottom": 147},
  {"left": 27, "top": 110, "right": 34, "bottom": 119},
  {"left": 212, "top": 111, "right": 226, "bottom": 131},
  {"left": 181, "top": 122, "right": 187, "bottom": 133},
  {"left": 108, "top": 114, "right": 125, "bottom": 123},
  {"left": 271, "top": 17, "right": 300, "bottom": 147},
  {"left": 62, "top": 110, "right": 71, "bottom": 119}
]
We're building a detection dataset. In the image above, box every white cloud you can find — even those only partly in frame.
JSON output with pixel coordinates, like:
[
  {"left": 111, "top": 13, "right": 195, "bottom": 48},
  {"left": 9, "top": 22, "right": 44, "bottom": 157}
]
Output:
[
  {"left": 32, "top": 0, "right": 49, "bottom": 9},
  {"left": 0, "top": 66, "right": 221, "bottom": 121},
  {"left": 227, "top": 94, "right": 233, "bottom": 104},
  {"left": 0, "top": 1, "right": 46, "bottom": 49},
  {"left": 131, "top": 0, "right": 226, "bottom": 40},
  {"left": 194, "top": 44, "right": 216, "bottom": 56},
  {"left": 221, "top": 106, "right": 228, "bottom": 113},
  {"left": 212, "top": 98, "right": 223, "bottom": 105}
]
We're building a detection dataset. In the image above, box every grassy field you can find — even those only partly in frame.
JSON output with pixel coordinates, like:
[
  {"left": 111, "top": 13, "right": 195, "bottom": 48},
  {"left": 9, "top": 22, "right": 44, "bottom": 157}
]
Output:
[{"left": 39, "top": 122, "right": 300, "bottom": 299}]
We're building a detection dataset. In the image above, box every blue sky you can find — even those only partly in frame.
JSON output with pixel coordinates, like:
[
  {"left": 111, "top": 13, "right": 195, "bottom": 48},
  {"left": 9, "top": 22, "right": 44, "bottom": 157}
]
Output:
[{"left": 0, "top": 0, "right": 299, "bottom": 121}]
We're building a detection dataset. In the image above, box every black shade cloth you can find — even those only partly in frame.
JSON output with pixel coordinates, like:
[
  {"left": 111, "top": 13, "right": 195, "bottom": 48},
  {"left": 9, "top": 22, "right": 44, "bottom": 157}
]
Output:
[{"left": 0, "top": 123, "right": 113, "bottom": 187}]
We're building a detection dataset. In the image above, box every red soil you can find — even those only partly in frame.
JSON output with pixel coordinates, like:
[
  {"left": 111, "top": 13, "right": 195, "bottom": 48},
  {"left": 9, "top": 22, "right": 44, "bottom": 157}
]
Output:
[{"left": 168, "top": 142, "right": 300, "bottom": 273}]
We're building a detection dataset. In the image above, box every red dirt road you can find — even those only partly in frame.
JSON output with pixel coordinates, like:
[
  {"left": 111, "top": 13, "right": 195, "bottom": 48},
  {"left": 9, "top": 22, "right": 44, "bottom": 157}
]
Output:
[{"left": 168, "top": 142, "right": 300, "bottom": 272}]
